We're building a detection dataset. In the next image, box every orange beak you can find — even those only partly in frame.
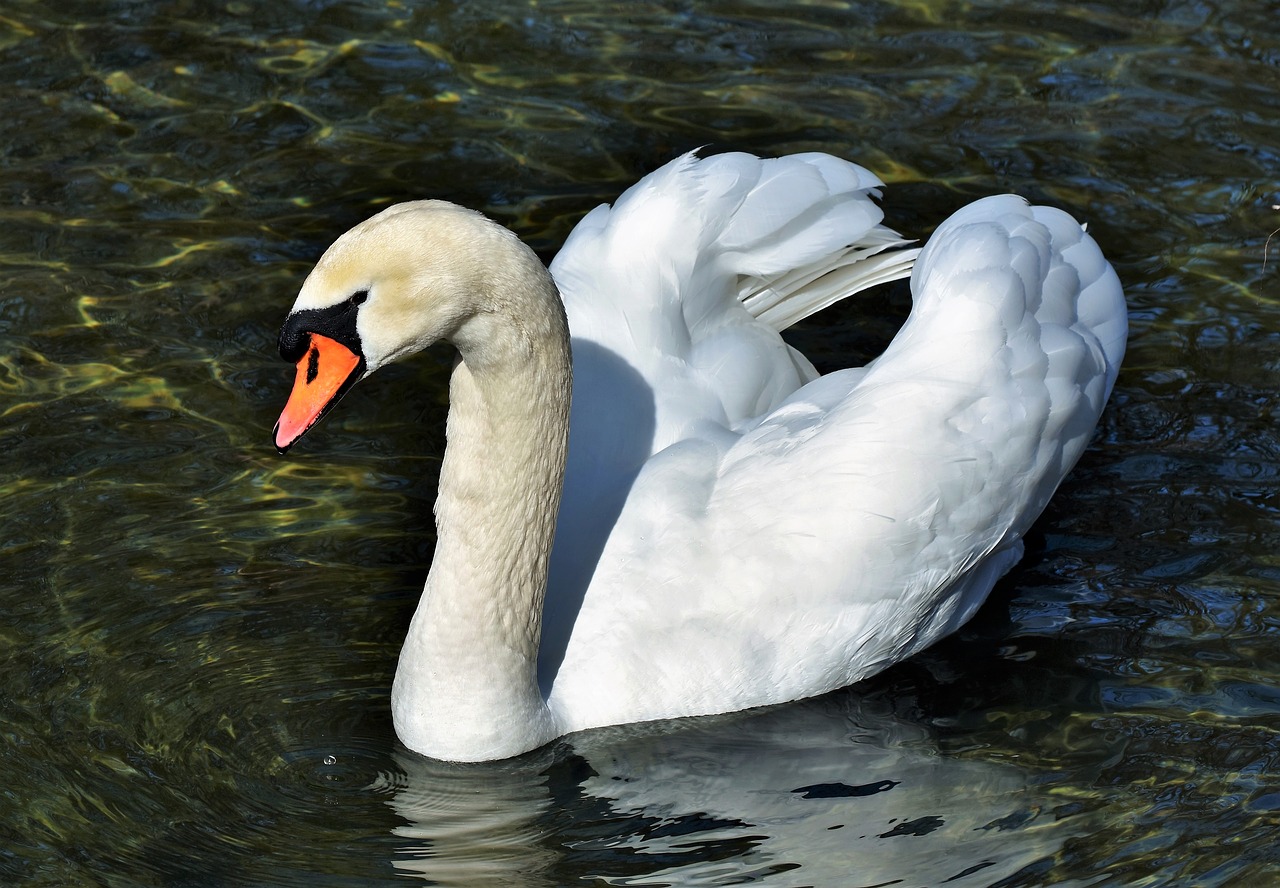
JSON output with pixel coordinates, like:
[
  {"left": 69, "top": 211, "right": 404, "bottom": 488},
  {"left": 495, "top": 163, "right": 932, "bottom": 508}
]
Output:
[{"left": 273, "top": 333, "right": 364, "bottom": 453}]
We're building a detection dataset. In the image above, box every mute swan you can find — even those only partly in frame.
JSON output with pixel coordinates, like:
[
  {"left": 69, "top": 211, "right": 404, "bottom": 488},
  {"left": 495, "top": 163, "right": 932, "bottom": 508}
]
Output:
[{"left": 272, "top": 151, "right": 1126, "bottom": 762}]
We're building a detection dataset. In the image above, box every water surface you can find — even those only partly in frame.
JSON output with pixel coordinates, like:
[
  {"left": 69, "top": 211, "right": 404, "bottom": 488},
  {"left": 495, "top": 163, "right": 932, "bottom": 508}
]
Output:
[{"left": 2, "top": 1, "right": 1279, "bottom": 885}]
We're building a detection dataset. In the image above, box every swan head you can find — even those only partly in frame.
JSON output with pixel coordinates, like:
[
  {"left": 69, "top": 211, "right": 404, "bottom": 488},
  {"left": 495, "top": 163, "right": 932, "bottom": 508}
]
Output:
[{"left": 272, "top": 200, "right": 546, "bottom": 453}]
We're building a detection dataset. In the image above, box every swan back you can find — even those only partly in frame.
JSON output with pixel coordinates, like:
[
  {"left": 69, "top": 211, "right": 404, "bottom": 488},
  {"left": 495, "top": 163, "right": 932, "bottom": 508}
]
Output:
[{"left": 547, "top": 193, "right": 1126, "bottom": 732}]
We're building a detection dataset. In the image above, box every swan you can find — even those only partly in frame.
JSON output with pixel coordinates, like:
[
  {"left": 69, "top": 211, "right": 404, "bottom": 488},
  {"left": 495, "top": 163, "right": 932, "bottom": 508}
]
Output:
[{"left": 272, "top": 151, "right": 1127, "bottom": 762}]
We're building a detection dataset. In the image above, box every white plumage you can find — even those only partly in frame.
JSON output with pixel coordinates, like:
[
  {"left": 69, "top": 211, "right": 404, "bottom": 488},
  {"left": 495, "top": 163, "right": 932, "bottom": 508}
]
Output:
[{"left": 273, "top": 151, "right": 1126, "bottom": 761}]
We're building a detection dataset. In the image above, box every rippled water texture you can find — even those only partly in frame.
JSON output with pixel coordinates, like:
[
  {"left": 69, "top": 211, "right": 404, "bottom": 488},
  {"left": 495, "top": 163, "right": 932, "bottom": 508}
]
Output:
[{"left": 2, "top": 1, "right": 1279, "bottom": 885}]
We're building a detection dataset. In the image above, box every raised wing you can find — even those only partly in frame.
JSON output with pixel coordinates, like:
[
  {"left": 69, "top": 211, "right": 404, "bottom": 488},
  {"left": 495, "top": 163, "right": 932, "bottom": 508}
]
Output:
[{"left": 540, "top": 152, "right": 916, "bottom": 686}]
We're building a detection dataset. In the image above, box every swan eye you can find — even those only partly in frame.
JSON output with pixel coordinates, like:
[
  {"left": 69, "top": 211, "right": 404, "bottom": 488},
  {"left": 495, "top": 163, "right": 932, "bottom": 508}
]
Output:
[{"left": 349, "top": 290, "right": 368, "bottom": 306}]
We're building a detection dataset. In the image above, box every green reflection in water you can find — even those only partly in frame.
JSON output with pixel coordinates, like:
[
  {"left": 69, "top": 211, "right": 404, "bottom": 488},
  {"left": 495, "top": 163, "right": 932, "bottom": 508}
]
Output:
[{"left": 2, "top": 0, "right": 1280, "bottom": 885}]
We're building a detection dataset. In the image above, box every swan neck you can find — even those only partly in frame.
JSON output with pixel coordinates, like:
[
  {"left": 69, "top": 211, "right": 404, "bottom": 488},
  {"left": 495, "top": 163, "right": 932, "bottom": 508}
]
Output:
[{"left": 393, "top": 254, "right": 571, "bottom": 762}]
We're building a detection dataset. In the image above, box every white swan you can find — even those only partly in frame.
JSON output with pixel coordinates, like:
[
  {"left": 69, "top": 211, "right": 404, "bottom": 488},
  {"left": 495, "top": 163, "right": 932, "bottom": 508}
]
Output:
[{"left": 272, "top": 151, "right": 1126, "bottom": 762}]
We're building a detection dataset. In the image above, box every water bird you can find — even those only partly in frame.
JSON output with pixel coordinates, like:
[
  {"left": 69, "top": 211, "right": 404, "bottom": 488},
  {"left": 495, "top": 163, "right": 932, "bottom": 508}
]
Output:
[{"left": 272, "top": 151, "right": 1126, "bottom": 762}]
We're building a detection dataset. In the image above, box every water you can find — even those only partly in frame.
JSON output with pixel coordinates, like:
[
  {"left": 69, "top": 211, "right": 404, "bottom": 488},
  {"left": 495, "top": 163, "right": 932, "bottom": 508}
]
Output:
[{"left": 2, "top": 0, "right": 1279, "bottom": 884}]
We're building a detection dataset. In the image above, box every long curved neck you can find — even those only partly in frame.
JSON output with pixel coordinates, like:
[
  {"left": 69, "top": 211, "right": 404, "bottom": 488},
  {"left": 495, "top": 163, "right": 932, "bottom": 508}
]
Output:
[{"left": 391, "top": 253, "right": 571, "bottom": 762}]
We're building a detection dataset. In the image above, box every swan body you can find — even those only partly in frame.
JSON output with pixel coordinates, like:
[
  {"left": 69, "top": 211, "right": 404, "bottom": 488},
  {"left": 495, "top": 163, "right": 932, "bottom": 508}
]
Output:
[{"left": 272, "top": 151, "right": 1126, "bottom": 762}]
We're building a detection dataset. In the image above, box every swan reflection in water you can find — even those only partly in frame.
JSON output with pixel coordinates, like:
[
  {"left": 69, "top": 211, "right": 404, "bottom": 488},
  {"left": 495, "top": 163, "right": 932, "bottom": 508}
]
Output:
[{"left": 382, "top": 690, "right": 1090, "bottom": 887}]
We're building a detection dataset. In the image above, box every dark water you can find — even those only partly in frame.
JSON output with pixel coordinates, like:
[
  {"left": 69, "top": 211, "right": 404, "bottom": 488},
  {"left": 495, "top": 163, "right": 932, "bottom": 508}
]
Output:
[{"left": 3, "top": 1, "right": 1279, "bottom": 885}]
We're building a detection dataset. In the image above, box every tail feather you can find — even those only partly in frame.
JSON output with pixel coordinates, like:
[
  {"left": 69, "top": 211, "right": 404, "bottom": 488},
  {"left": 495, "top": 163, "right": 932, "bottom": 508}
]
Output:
[
  {"left": 689, "top": 151, "right": 917, "bottom": 331},
  {"left": 741, "top": 237, "right": 920, "bottom": 331}
]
